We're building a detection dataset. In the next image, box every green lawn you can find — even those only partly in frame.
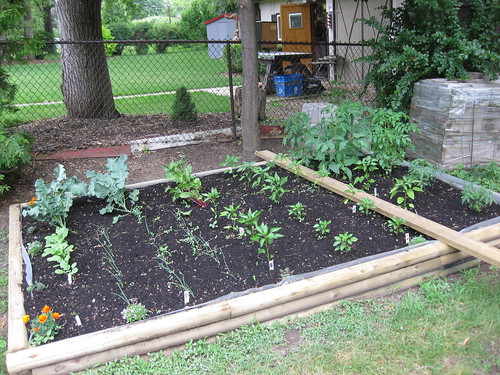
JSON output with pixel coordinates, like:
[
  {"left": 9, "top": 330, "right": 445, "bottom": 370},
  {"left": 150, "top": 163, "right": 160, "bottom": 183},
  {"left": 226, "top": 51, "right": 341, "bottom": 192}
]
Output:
[
  {"left": 81, "top": 267, "right": 499, "bottom": 374},
  {"left": 4, "top": 46, "right": 240, "bottom": 122}
]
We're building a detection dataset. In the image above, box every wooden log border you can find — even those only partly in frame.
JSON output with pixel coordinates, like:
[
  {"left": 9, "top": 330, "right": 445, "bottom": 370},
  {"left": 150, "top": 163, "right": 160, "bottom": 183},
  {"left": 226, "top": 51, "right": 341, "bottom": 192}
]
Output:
[{"left": 7, "top": 155, "right": 500, "bottom": 374}]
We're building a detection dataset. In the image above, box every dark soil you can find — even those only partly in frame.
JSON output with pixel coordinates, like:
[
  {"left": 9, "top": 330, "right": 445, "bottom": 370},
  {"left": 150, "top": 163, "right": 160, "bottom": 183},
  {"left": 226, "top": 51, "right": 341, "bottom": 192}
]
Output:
[
  {"left": 18, "top": 113, "right": 235, "bottom": 153},
  {"left": 21, "top": 165, "right": 499, "bottom": 343}
]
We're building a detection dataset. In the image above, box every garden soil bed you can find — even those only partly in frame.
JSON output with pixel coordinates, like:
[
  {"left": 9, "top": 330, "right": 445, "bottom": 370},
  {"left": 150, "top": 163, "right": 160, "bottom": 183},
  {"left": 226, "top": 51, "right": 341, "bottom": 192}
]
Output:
[{"left": 21, "top": 162, "right": 499, "bottom": 344}]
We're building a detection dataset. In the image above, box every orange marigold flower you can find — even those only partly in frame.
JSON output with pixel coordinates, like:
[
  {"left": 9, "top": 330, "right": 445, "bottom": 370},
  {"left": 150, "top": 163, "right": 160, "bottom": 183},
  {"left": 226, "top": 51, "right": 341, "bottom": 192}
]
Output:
[
  {"left": 29, "top": 197, "right": 36, "bottom": 205},
  {"left": 42, "top": 305, "right": 51, "bottom": 313},
  {"left": 38, "top": 314, "right": 48, "bottom": 323},
  {"left": 33, "top": 327, "right": 39, "bottom": 332},
  {"left": 22, "top": 315, "right": 30, "bottom": 324},
  {"left": 52, "top": 312, "right": 60, "bottom": 320}
]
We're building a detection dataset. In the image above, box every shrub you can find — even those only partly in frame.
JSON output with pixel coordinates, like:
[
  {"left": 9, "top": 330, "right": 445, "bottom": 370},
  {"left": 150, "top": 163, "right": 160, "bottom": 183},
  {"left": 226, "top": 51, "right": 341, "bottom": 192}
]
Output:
[
  {"left": 107, "top": 21, "right": 134, "bottom": 56},
  {"left": 101, "top": 25, "right": 117, "bottom": 56},
  {"left": 223, "top": 44, "right": 243, "bottom": 73},
  {"left": 148, "top": 19, "right": 182, "bottom": 53},
  {"left": 0, "top": 125, "right": 32, "bottom": 194},
  {"left": 131, "top": 20, "right": 152, "bottom": 55},
  {"left": 171, "top": 87, "right": 198, "bottom": 122},
  {"left": 359, "top": 0, "right": 500, "bottom": 111}
]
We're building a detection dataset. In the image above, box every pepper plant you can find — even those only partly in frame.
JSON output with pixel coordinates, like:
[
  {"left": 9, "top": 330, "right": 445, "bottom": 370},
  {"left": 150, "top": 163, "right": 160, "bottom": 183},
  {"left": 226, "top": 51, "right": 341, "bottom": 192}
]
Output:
[
  {"left": 313, "top": 219, "right": 332, "bottom": 239},
  {"left": 333, "top": 232, "right": 358, "bottom": 254},
  {"left": 250, "top": 222, "right": 284, "bottom": 263},
  {"left": 288, "top": 202, "right": 307, "bottom": 222}
]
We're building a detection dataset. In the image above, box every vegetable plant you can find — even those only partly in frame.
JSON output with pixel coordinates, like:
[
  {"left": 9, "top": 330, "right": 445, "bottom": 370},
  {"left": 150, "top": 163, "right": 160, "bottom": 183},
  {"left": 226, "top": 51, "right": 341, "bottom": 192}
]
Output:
[
  {"left": 262, "top": 172, "right": 288, "bottom": 203},
  {"left": 313, "top": 219, "right": 332, "bottom": 239},
  {"left": 389, "top": 175, "right": 424, "bottom": 210},
  {"left": 333, "top": 232, "right": 358, "bottom": 254},
  {"left": 43, "top": 226, "right": 78, "bottom": 283},
  {"left": 87, "top": 154, "right": 140, "bottom": 222},
  {"left": 121, "top": 302, "right": 149, "bottom": 323},
  {"left": 461, "top": 184, "right": 494, "bottom": 212},
  {"left": 237, "top": 208, "right": 262, "bottom": 236},
  {"left": 353, "top": 156, "right": 378, "bottom": 189},
  {"left": 202, "top": 187, "right": 221, "bottom": 228},
  {"left": 164, "top": 157, "right": 204, "bottom": 206},
  {"left": 22, "top": 305, "right": 62, "bottom": 346},
  {"left": 22, "top": 164, "right": 88, "bottom": 228},
  {"left": 386, "top": 216, "right": 407, "bottom": 234},
  {"left": 250, "top": 223, "right": 284, "bottom": 263},
  {"left": 288, "top": 202, "right": 307, "bottom": 222},
  {"left": 220, "top": 203, "right": 241, "bottom": 232},
  {"left": 356, "top": 198, "right": 376, "bottom": 215}
]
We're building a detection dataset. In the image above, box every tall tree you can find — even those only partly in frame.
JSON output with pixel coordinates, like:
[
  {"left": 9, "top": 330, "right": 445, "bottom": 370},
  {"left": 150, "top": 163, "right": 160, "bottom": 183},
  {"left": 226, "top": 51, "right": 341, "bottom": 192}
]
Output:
[
  {"left": 56, "top": 0, "right": 119, "bottom": 118},
  {"left": 238, "top": 0, "right": 260, "bottom": 155}
]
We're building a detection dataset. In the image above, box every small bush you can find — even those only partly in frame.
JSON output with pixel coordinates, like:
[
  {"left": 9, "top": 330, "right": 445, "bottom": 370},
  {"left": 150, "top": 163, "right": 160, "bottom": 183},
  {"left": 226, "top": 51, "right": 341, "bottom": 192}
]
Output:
[
  {"left": 223, "top": 44, "right": 243, "bottom": 73},
  {"left": 102, "top": 26, "right": 117, "bottom": 56},
  {"left": 107, "top": 22, "right": 134, "bottom": 56},
  {"left": 171, "top": 87, "right": 198, "bottom": 122}
]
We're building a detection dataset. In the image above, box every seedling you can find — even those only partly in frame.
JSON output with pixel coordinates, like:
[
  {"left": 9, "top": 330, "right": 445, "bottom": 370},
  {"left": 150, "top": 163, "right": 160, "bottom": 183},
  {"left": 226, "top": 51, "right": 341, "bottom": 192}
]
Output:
[
  {"left": 237, "top": 208, "right": 262, "bottom": 236},
  {"left": 356, "top": 198, "right": 376, "bottom": 215},
  {"left": 389, "top": 175, "right": 423, "bottom": 210},
  {"left": 220, "top": 203, "right": 241, "bottom": 232},
  {"left": 262, "top": 172, "right": 288, "bottom": 203},
  {"left": 333, "top": 232, "right": 358, "bottom": 254},
  {"left": 250, "top": 222, "right": 284, "bottom": 263},
  {"left": 288, "top": 202, "right": 307, "bottom": 222},
  {"left": 386, "top": 216, "right": 407, "bottom": 234},
  {"left": 313, "top": 219, "right": 332, "bottom": 239}
]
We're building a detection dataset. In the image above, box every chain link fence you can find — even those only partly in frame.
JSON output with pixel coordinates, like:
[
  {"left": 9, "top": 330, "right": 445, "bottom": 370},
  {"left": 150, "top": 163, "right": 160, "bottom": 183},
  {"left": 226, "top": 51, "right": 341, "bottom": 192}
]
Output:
[{"left": 3, "top": 40, "right": 371, "bottom": 152}]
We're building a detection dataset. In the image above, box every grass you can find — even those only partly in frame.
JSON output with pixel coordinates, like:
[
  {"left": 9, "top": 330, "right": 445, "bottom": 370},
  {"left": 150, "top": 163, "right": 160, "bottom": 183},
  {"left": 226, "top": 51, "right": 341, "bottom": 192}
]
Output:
[
  {"left": 81, "top": 266, "right": 499, "bottom": 375},
  {"left": 6, "top": 91, "right": 231, "bottom": 123},
  {"left": 4, "top": 45, "right": 241, "bottom": 122}
]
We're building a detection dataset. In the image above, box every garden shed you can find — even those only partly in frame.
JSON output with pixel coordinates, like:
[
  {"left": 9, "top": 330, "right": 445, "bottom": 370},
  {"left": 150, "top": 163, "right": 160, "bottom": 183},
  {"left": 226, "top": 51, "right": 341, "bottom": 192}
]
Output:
[{"left": 205, "top": 13, "right": 240, "bottom": 59}]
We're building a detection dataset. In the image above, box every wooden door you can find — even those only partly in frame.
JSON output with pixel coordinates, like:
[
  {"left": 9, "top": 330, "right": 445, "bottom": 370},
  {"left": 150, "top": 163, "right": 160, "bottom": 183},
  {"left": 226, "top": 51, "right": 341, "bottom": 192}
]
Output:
[{"left": 280, "top": 3, "right": 313, "bottom": 53}]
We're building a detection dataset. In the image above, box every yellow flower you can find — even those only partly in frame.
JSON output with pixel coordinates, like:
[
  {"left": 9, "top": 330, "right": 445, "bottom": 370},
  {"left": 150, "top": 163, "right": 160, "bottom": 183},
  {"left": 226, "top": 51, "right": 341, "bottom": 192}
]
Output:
[
  {"left": 38, "top": 314, "right": 48, "bottom": 323},
  {"left": 52, "top": 312, "right": 60, "bottom": 320},
  {"left": 22, "top": 315, "right": 30, "bottom": 324},
  {"left": 42, "top": 305, "right": 51, "bottom": 313},
  {"left": 29, "top": 197, "right": 36, "bottom": 206},
  {"left": 33, "top": 327, "right": 39, "bottom": 332}
]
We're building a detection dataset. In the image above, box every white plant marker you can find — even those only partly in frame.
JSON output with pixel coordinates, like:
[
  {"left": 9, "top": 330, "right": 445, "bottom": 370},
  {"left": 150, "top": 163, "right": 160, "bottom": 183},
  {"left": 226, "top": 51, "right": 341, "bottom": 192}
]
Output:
[
  {"left": 67, "top": 274, "right": 72, "bottom": 285},
  {"left": 268, "top": 260, "right": 275, "bottom": 271},
  {"left": 75, "top": 315, "right": 82, "bottom": 326},
  {"left": 405, "top": 233, "right": 410, "bottom": 244},
  {"left": 183, "top": 290, "right": 190, "bottom": 305},
  {"left": 352, "top": 205, "right": 357, "bottom": 213},
  {"left": 373, "top": 188, "right": 378, "bottom": 197}
]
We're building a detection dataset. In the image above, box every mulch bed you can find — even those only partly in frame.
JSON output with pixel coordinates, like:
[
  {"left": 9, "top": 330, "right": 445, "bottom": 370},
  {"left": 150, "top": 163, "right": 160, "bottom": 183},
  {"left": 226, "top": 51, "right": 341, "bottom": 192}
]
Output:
[{"left": 21, "top": 165, "right": 499, "bottom": 343}]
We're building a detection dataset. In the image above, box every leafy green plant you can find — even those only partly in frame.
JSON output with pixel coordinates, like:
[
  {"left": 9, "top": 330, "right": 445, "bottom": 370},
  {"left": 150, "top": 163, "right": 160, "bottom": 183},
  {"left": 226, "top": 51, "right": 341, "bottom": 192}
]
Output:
[
  {"left": 164, "top": 158, "right": 204, "bottom": 206},
  {"left": 22, "top": 164, "right": 88, "bottom": 228},
  {"left": 358, "top": 0, "right": 499, "bottom": 111},
  {"left": 220, "top": 155, "right": 242, "bottom": 177},
  {"left": 386, "top": 216, "right": 407, "bottom": 234},
  {"left": 202, "top": 187, "right": 221, "bottom": 228},
  {"left": 313, "top": 219, "right": 332, "bottom": 239},
  {"left": 121, "top": 302, "right": 149, "bottom": 323},
  {"left": 223, "top": 43, "right": 243, "bottom": 73},
  {"left": 333, "top": 232, "right": 358, "bottom": 254},
  {"left": 220, "top": 203, "right": 241, "bottom": 233},
  {"left": 452, "top": 162, "right": 500, "bottom": 192},
  {"left": 356, "top": 198, "right": 376, "bottom": 215},
  {"left": 171, "top": 86, "right": 198, "bottom": 122},
  {"left": 460, "top": 184, "right": 494, "bottom": 212},
  {"left": 26, "top": 281, "right": 47, "bottom": 293},
  {"left": 262, "top": 172, "right": 288, "bottom": 203},
  {"left": 250, "top": 223, "right": 284, "bottom": 263},
  {"left": 27, "top": 240, "right": 43, "bottom": 257},
  {"left": 283, "top": 101, "right": 417, "bottom": 179},
  {"left": 407, "top": 159, "right": 436, "bottom": 189},
  {"left": 43, "top": 226, "right": 78, "bottom": 283},
  {"left": 22, "top": 305, "right": 62, "bottom": 346},
  {"left": 353, "top": 156, "right": 377, "bottom": 189},
  {"left": 389, "top": 175, "right": 424, "bottom": 210},
  {"left": 87, "top": 154, "right": 140, "bottom": 222},
  {"left": 288, "top": 202, "right": 307, "bottom": 222},
  {"left": 409, "top": 235, "right": 427, "bottom": 245},
  {"left": 0, "top": 127, "right": 32, "bottom": 194},
  {"left": 237, "top": 208, "right": 262, "bottom": 236}
]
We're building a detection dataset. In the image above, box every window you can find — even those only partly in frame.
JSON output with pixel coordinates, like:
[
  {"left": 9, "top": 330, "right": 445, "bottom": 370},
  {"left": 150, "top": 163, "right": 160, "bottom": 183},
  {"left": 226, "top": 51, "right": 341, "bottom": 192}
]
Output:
[
  {"left": 276, "top": 14, "right": 282, "bottom": 40},
  {"left": 289, "top": 12, "right": 303, "bottom": 29}
]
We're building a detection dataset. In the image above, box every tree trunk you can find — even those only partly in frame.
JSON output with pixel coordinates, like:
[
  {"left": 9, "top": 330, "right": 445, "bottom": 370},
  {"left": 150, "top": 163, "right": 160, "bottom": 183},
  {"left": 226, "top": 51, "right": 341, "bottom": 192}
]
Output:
[
  {"left": 238, "top": 0, "right": 261, "bottom": 156},
  {"left": 56, "top": 0, "right": 119, "bottom": 119},
  {"left": 42, "top": 4, "right": 56, "bottom": 55}
]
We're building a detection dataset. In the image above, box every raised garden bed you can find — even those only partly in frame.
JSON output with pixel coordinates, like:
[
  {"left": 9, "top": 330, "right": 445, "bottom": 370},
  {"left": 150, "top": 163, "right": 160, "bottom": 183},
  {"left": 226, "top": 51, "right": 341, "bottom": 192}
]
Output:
[{"left": 7, "top": 151, "right": 500, "bottom": 374}]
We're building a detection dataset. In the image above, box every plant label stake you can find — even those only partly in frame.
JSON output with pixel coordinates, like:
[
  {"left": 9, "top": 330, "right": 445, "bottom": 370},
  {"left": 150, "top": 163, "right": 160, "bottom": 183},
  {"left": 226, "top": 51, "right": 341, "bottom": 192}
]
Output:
[
  {"left": 405, "top": 233, "right": 410, "bottom": 244},
  {"left": 373, "top": 188, "right": 378, "bottom": 197},
  {"left": 183, "top": 290, "right": 190, "bottom": 305},
  {"left": 269, "top": 260, "right": 275, "bottom": 271},
  {"left": 352, "top": 205, "right": 357, "bottom": 213},
  {"left": 75, "top": 315, "right": 82, "bottom": 326}
]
